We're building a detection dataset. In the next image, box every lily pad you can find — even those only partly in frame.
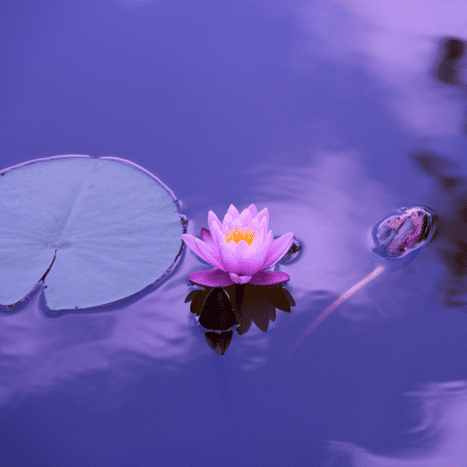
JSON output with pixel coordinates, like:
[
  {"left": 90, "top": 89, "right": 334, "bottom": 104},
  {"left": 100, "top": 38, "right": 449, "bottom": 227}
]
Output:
[{"left": 0, "top": 155, "right": 185, "bottom": 310}]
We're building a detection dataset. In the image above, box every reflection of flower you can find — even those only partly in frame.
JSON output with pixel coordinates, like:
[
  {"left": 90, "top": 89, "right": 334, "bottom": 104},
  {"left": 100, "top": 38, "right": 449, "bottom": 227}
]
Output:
[
  {"left": 185, "top": 283, "right": 296, "bottom": 355},
  {"left": 182, "top": 204, "right": 294, "bottom": 286}
]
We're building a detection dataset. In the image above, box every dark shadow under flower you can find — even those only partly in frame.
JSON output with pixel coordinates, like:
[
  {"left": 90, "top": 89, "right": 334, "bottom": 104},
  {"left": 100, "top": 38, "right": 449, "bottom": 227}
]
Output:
[{"left": 185, "top": 283, "right": 296, "bottom": 355}]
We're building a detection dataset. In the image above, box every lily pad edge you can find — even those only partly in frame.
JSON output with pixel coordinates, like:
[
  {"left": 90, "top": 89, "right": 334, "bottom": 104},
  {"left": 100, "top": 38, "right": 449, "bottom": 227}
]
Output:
[{"left": 0, "top": 154, "right": 187, "bottom": 313}]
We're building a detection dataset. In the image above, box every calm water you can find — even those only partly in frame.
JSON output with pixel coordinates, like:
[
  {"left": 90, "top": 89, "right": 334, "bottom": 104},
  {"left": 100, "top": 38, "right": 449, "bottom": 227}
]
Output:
[{"left": 2, "top": 1, "right": 467, "bottom": 466}]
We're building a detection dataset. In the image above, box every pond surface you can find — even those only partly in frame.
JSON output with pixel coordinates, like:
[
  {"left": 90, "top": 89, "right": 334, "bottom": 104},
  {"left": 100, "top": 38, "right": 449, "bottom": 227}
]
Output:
[{"left": 1, "top": 1, "right": 467, "bottom": 466}]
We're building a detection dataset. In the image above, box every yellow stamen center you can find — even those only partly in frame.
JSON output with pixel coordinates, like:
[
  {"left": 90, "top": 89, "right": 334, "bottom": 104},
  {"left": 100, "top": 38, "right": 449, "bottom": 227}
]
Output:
[{"left": 225, "top": 227, "right": 258, "bottom": 245}]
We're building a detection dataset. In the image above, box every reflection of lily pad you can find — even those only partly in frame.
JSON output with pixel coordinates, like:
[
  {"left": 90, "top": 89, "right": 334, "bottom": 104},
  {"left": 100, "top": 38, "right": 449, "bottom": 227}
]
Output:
[{"left": 0, "top": 155, "right": 185, "bottom": 310}]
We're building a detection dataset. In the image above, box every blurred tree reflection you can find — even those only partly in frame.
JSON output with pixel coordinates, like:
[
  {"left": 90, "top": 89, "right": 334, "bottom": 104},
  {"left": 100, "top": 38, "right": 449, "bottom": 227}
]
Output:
[
  {"left": 411, "top": 150, "right": 467, "bottom": 307},
  {"left": 431, "top": 36, "right": 467, "bottom": 134},
  {"left": 432, "top": 37, "right": 466, "bottom": 86}
]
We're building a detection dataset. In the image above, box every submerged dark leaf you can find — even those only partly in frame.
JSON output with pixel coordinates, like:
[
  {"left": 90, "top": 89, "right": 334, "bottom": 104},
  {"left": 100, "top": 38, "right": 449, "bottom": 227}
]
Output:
[
  {"left": 282, "top": 288, "right": 296, "bottom": 309},
  {"left": 199, "top": 286, "right": 237, "bottom": 331},
  {"left": 184, "top": 290, "right": 197, "bottom": 303},
  {"left": 204, "top": 331, "right": 233, "bottom": 355},
  {"left": 258, "top": 285, "right": 292, "bottom": 313},
  {"left": 251, "top": 301, "right": 273, "bottom": 332},
  {"left": 186, "top": 282, "right": 296, "bottom": 350}
]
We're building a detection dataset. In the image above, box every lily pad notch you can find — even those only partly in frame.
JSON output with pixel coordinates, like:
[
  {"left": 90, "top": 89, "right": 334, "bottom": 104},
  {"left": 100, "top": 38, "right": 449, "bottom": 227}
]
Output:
[{"left": 0, "top": 155, "right": 186, "bottom": 311}]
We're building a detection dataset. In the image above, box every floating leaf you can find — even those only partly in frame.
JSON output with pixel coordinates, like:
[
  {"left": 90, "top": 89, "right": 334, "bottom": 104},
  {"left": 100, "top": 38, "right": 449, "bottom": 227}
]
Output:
[
  {"left": 371, "top": 206, "right": 437, "bottom": 272},
  {"left": 372, "top": 206, "right": 437, "bottom": 259},
  {"left": 0, "top": 155, "right": 185, "bottom": 310}
]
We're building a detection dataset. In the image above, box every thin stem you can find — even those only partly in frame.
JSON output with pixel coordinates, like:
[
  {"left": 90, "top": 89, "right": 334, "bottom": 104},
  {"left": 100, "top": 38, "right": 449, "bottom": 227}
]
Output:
[
  {"left": 291, "top": 265, "right": 386, "bottom": 355},
  {"left": 273, "top": 265, "right": 386, "bottom": 380}
]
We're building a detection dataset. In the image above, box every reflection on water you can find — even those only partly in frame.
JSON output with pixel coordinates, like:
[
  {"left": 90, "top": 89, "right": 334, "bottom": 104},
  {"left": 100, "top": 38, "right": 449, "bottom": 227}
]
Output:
[
  {"left": 328, "top": 380, "right": 467, "bottom": 466},
  {"left": 432, "top": 37, "right": 466, "bottom": 86},
  {"left": 0, "top": 270, "right": 199, "bottom": 410},
  {"left": 186, "top": 282, "right": 296, "bottom": 355},
  {"left": 324, "top": 33, "right": 467, "bottom": 465},
  {"left": 431, "top": 36, "right": 467, "bottom": 134},
  {"left": 411, "top": 150, "right": 467, "bottom": 307},
  {"left": 3, "top": 0, "right": 467, "bottom": 463}
]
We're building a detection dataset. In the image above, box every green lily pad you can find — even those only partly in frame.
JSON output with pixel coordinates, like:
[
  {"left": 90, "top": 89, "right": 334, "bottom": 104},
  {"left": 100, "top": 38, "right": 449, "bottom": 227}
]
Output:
[{"left": 0, "top": 155, "right": 185, "bottom": 310}]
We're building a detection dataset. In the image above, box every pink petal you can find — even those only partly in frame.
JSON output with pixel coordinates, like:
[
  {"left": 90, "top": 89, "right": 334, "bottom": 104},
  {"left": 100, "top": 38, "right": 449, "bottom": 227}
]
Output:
[
  {"left": 251, "top": 223, "right": 267, "bottom": 246},
  {"left": 210, "top": 220, "right": 226, "bottom": 248},
  {"left": 229, "top": 272, "right": 252, "bottom": 284},
  {"left": 221, "top": 239, "right": 265, "bottom": 275},
  {"left": 247, "top": 204, "right": 259, "bottom": 218},
  {"left": 187, "top": 205, "right": 293, "bottom": 288},
  {"left": 262, "top": 233, "right": 295, "bottom": 269},
  {"left": 252, "top": 213, "right": 268, "bottom": 233},
  {"left": 250, "top": 270, "right": 290, "bottom": 285},
  {"left": 208, "top": 210, "right": 223, "bottom": 235},
  {"left": 182, "top": 234, "right": 225, "bottom": 270},
  {"left": 254, "top": 207, "right": 269, "bottom": 229},
  {"left": 182, "top": 234, "right": 206, "bottom": 259},
  {"left": 260, "top": 227, "right": 273, "bottom": 249},
  {"left": 237, "top": 253, "right": 267, "bottom": 276},
  {"left": 231, "top": 218, "right": 243, "bottom": 230},
  {"left": 200, "top": 228, "right": 212, "bottom": 245},
  {"left": 223, "top": 205, "right": 240, "bottom": 231},
  {"left": 219, "top": 241, "right": 244, "bottom": 274},
  {"left": 253, "top": 230, "right": 273, "bottom": 258},
  {"left": 222, "top": 212, "right": 234, "bottom": 231},
  {"left": 238, "top": 235, "right": 272, "bottom": 275},
  {"left": 189, "top": 269, "right": 235, "bottom": 287},
  {"left": 227, "top": 204, "right": 240, "bottom": 219},
  {"left": 239, "top": 207, "right": 254, "bottom": 227},
  {"left": 219, "top": 228, "right": 274, "bottom": 276},
  {"left": 196, "top": 240, "right": 225, "bottom": 270},
  {"left": 188, "top": 269, "right": 290, "bottom": 287}
]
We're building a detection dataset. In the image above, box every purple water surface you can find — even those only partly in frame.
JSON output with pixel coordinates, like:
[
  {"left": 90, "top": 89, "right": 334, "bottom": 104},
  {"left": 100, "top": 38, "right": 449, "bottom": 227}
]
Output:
[{"left": 1, "top": 0, "right": 467, "bottom": 466}]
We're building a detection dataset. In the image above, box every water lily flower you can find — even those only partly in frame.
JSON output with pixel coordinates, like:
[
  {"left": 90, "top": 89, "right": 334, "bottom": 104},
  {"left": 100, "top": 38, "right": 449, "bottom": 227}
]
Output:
[{"left": 182, "top": 204, "right": 294, "bottom": 287}]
